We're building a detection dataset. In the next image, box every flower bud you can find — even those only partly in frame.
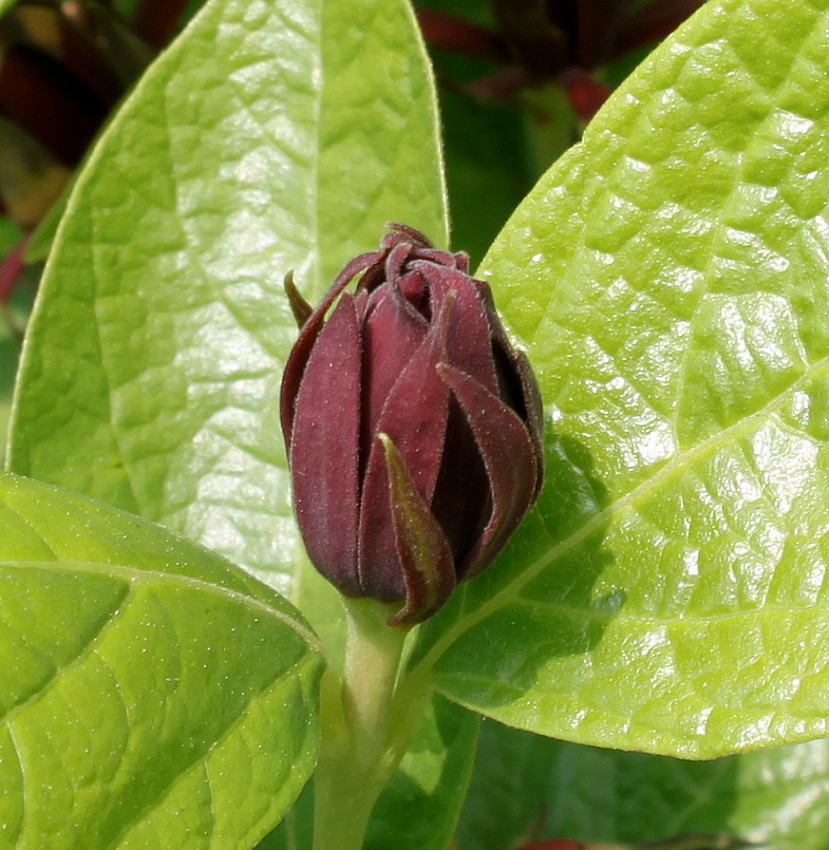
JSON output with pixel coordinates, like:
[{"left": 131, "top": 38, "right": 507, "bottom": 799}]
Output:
[{"left": 280, "top": 224, "right": 543, "bottom": 625}]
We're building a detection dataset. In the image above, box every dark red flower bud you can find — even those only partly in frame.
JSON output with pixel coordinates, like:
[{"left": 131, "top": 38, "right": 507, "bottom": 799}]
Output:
[{"left": 280, "top": 224, "right": 543, "bottom": 625}]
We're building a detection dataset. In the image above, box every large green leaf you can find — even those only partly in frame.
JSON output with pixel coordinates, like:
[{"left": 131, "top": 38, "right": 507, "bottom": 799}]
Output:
[
  {"left": 457, "top": 723, "right": 829, "bottom": 850},
  {"left": 408, "top": 0, "right": 829, "bottom": 758},
  {"left": 6, "top": 0, "right": 447, "bottom": 632},
  {"left": 454, "top": 721, "right": 560, "bottom": 850},
  {"left": 540, "top": 738, "right": 829, "bottom": 849},
  {"left": 0, "top": 472, "right": 322, "bottom": 849}
]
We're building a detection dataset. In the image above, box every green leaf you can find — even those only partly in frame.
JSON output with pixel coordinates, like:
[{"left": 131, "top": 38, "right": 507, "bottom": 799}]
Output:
[
  {"left": 439, "top": 91, "right": 536, "bottom": 266},
  {"left": 0, "top": 328, "right": 20, "bottom": 464},
  {"left": 22, "top": 187, "right": 69, "bottom": 265},
  {"left": 366, "top": 695, "right": 479, "bottom": 850},
  {"left": 0, "top": 265, "right": 35, "bottom": 465},
  {"left": 410, "top": 0, "right": 829, "bottom": 757},
  {"left": 454, "top": 721, "right": 559, "bottom": 850},
  {"left": 259, "top": 694, "right": 478, "bottom": 850},
  {"left": 0, "top": 0, "right": 19, "bottom": 17},
  {"left": 458, "top": 723, "right": 829, "bottom": 850},
  {"left": 725, "top": 740, "right": 829, "bottom": 849},
  {"left": 540, "top": 738, "right": 829, "bottom": 850},
  {"left": 6, "top": 0, "right": 447, "bottom": 636},
  {"left": 0, "top": 217, "right": 20, "bottom": 255},
  {"left": 0, "top": 471, "right": 323, "bottom": 848},
  {"left": 254, "top": 783, "right": 314, "bottom": 850}
]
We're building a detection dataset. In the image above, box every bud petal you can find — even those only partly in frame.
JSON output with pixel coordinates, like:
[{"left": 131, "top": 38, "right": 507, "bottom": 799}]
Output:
[
  {"left": 437, "top": 362, "right": 540, "bottom": 578},
  {"left": 280, "top": 224, "right": 544, "bottom": 624},
  {"left": 281, "top": 251, "right": 378, "bottom": 443},
  {"left": 289, "top": 293, "right": 361, "bottom": 595},
  {"left": 358, "top": 295, "right": 453, "bottom": 600},
  {"left": 361, "top": 274, "right": 429, "bottom": 452},
  {"left": 410, "top": 259, "right": 499, "bottom": 393},
  {"left": 377, "top": 434, "right": 456, "bottom": 626}
]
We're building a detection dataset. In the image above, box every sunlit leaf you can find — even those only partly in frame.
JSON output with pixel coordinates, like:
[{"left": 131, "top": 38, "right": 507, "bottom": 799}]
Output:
[
  {"left": 0, "top": 472, "right": 322, "bottom": 848},
  {"left": 412, "top": 0, "right": 829, "bottom": 758},
  {"left": 7, "top": 0, "right": 447, "bottom": 640}
]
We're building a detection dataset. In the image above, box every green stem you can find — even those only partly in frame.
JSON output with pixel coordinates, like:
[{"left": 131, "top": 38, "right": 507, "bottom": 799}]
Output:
[{"left": 312, "top": 597, "right": 410, "bottom": 850}]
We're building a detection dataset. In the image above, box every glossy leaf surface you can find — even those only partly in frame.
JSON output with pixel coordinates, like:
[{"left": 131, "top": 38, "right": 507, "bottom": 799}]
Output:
[
  {"left": 411, "top": 0, "right": 829, "bottom": 757},
  {"left": 0, "top": 472, "right": 322, "bottom": 848},
  {"left": 6, "top": 0, "right": 447, "bottom": 627}
]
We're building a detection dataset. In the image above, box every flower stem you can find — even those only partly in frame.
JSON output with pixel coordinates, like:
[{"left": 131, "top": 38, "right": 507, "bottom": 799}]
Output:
[{"left": 312, "top": 597, "right": 410, "bottom": 850}]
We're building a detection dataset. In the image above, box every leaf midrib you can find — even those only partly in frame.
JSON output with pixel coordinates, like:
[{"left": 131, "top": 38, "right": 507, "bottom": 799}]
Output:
[
  {"left": 0, "top": 559, "right": 323, "bottom": 690},
  {"left": 415, "top": 346, "right": 829, "bottom": 677},
  {"left": 423, "top": 2, "right": 829, "bottom": 683}
]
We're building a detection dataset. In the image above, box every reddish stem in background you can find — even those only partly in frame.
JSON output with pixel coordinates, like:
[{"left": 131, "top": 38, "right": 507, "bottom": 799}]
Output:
[
  {"left": 573, "top": 0, "right": 628, "bottom": 69},
  {"left": 490, "top": 0, "right": 568, "bottom": 77},
  {"left": 559, "top": 67, "right": 612, "bottom": 123},
  {"left": 0, "top": 44, "right": 108, "bottom": 166},
  {"left": 130, "top": 0, "right": 190, "bottom": 50},
  {"left": 615, "top": 0, "right": 705, "bottom": 56},
  {"left": 416, "top": 8, "right": 508, "bottom": 63},
  {"left": 0, "top": 236, "right": 29, "bottom": 305},
  {"left": 458, "top": 65, "right": 535, "bottom": 101}
]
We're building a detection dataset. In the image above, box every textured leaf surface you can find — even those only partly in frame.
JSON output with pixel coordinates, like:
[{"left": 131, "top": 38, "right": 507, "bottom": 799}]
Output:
[
  {"left": 6, "top": 0, "right": 447, "bottom": 630},
  {"left": 410, "top": 0, "right": 829, "bottom": 757},
  {"left": 457, "top": 721, "right": 829, "bottom": 850},
  {"left": 0, "top": 472, "right": 322, "bottom": 849}
]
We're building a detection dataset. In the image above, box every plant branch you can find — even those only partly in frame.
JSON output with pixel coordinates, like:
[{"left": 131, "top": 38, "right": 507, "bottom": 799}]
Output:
[{"left": 312, "top": 597, "right": 410, "bottom": 850}]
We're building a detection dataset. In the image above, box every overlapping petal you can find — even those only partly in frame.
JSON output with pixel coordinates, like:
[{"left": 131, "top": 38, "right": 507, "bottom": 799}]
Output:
[{"left": 281, "top": 225, "right": 543, "bottom": 624}]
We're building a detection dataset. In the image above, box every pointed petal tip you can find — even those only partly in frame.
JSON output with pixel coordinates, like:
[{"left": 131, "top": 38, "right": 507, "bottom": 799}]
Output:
[
  {"left": 284, "top": 270, "right": 313, "bottom": 327},
  {"left": 436, "top": 362, "right": 541, "bottom": 578},
  {"left": 383, "top": 222, "right": 433, "bottom": 248},
  {"left": 377, "top": 433, "right": 456, "bottom": 626}
]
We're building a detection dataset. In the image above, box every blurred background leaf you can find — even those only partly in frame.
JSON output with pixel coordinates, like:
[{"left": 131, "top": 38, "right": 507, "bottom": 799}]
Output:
[{"left": 457, "top": 721, "right": 829, "bottom": 850}]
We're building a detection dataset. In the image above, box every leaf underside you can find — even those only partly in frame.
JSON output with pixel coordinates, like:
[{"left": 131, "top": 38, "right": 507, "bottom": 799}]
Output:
[{"left": 457, "top": 720, "right": 829, "bottom": 850}]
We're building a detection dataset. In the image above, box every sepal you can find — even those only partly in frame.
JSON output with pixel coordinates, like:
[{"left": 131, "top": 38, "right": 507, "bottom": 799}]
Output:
[{"left": 378, "top": 433, "right": 456, "bottom": 626}]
